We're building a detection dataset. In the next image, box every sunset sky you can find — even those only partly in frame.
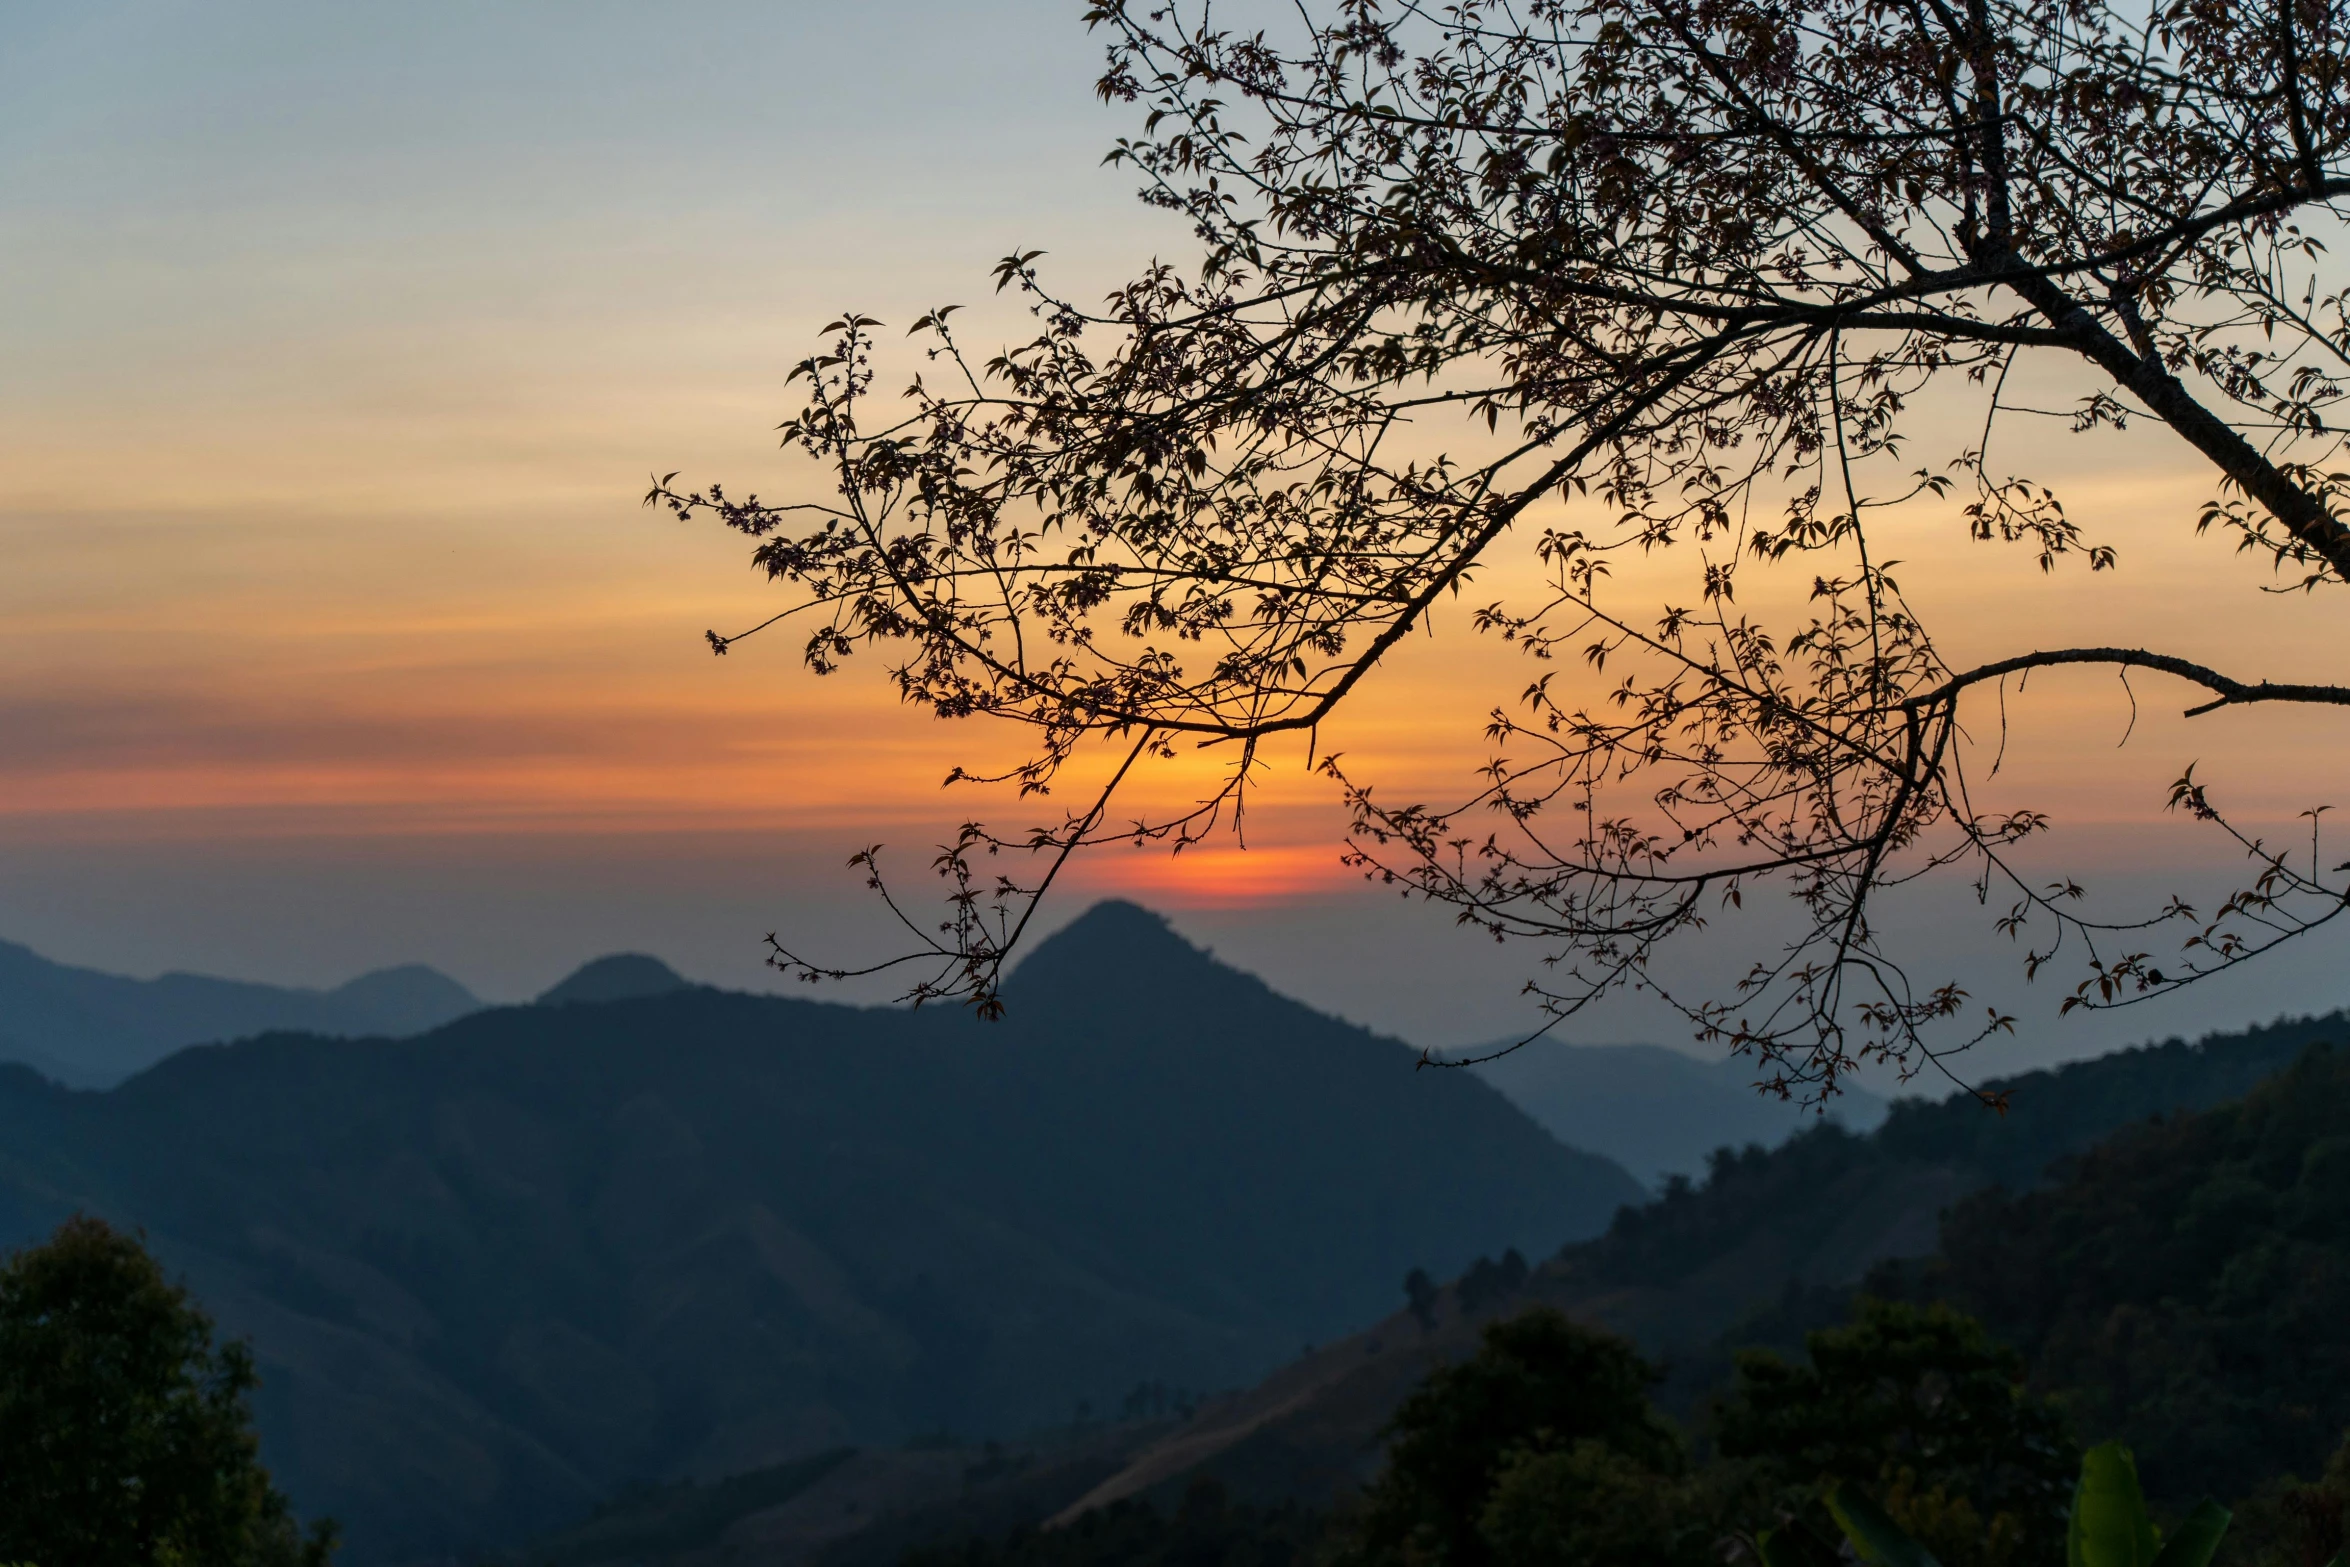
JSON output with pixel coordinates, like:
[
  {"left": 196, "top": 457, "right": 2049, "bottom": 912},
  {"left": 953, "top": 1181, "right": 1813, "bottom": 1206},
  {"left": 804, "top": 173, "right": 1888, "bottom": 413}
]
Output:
[{"left": 5, "top": 0, "right": 2345, "bottom": 1070}]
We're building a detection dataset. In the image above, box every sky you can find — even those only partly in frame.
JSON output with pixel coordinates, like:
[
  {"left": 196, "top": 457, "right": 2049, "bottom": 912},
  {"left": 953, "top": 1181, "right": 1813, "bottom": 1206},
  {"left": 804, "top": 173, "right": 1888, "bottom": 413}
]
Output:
[{"left": 4, "top": 0, "right": 2346, "bottom": 1076}]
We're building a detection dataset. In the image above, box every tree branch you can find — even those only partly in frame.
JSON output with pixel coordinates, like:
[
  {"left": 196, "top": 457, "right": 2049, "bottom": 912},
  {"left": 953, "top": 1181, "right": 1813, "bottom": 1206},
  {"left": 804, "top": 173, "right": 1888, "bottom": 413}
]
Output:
[{"left": 1906, "top": 647, "right": 2350, "bottom": 716}]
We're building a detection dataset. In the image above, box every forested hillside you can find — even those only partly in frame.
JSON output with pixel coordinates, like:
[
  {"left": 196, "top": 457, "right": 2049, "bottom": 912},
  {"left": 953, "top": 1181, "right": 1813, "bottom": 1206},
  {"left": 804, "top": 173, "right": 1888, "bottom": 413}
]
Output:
[
  {"left": 1052, "top": 1008, "right": 2350, "bottom": 1522},
  {"left": 0, "top": 901, "right": 1639, "bottom": 1563},
  {"left": 528, "top": 1007, "right": 2350, "bottom": 1567},
  {"left": 1910, "top": 1042, "right": 2350, "bottom": 1502}
]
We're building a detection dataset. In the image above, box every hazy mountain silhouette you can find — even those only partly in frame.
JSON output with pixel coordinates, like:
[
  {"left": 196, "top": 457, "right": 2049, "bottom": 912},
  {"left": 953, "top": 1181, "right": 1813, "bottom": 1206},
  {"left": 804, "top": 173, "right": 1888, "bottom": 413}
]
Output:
[
  {"left": 538, "top": 953, "right": 694, "bottom": 1005},
  {"left": 0, "top": 937, "right": 480, "bottom": 1087},
  {"left": 1467, "top": 1042, "right": 1888, "bottom": 1187},
  {"left": 0, "top": 900, "right": 1643, "bottom": 1563}
]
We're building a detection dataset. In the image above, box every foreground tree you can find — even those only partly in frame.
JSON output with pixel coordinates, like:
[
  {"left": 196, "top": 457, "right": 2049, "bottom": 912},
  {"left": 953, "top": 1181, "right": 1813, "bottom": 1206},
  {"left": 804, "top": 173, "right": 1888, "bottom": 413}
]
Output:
[
  {"left": 656, "top": 0, "right": 2350, "bottom": 1094},
  {"left": 1719, "top": 1298, "right": 2077, "bottom": 1567},
  {"left": 1335, "top": 1308, "right": 1696, "bottom": 1567},
  {"left": 0, "top": 1215, "right": 335, "bottom": 1567},
  {"left": 1330, "top": 1300, "right": 2074, "bottom": 1567}
]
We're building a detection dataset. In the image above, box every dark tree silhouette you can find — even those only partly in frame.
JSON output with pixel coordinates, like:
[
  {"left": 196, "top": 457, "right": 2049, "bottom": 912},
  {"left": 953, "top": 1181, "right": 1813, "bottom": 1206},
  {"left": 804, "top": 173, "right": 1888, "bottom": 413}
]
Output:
[
  {"left": 0, "top": 1215, "right": 336, "bottom": 1567},
  {"left": 1336, "top": 1308, "right": 1683, "bottom": 1567},
  {"left": 1719, "top": 1297, "right": 2076, "bottom": 1566},
  {"left": 1404, "top": 1265, "right": 1440, "bottom": 1330},
  {"left": 654, "top": 0, "right": 2350, "bottom": 1097}
]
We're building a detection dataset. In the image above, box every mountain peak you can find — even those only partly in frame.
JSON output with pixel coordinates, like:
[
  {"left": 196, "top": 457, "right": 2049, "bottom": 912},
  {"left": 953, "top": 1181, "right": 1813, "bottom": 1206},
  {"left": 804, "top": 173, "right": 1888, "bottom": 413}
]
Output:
[
  {"left": 326, "top": 964, "right": 480, "bottom": 1034},
  {"left": 535, "top": 954, "right": 692, "bottom": 1007},
  {"left": 1007, "top": 900, "right": 1219, "bottom": 996}
]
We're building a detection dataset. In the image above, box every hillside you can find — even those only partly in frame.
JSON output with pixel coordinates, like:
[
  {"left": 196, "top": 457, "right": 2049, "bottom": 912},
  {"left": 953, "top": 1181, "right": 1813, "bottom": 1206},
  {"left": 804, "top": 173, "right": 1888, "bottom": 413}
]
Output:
[
  {"left": 1050, "top": 1007, "right": 2350, "bottom": 1523},
  {"left": 0, "top": 937, "right": 480, "bottom": 1087},
  {"left": 0, "top": 901, "right": 1642, "bottom": 1564},
  {"left": 1914, "top": 1041, "right": 2350, "bottom": 1502},
  {"left": 638, "top": 1035, "right": 2350, "bottom": 1567}
]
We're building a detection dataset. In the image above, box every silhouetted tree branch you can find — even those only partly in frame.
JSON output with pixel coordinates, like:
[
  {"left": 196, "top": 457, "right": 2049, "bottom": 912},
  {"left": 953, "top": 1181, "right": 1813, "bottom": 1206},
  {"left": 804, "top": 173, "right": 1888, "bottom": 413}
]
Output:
[{"left": 655, "top": 0, "right": 2350, "bottom": 1095}]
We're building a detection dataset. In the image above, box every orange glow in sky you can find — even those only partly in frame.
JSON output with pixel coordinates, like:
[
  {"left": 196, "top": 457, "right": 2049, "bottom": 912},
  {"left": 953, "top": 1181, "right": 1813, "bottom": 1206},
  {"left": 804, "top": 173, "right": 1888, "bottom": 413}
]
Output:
[{"left": 3, "top": 0, "right": 2345, "bottom": 1056}]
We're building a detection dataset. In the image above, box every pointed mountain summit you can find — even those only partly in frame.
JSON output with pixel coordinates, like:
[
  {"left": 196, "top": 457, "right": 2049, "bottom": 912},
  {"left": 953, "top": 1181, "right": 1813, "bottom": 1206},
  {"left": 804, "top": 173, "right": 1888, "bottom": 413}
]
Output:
[
  {"left": 535, "top": 953, "right": 692, "bottom": 1006},
  {"left": 1007, "top": 899, "right": 1221, "bottom": 996}
]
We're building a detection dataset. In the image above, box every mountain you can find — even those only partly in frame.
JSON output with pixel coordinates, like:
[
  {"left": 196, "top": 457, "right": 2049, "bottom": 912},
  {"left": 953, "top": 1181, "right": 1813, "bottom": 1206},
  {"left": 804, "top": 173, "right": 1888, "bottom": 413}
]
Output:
[
  {"left": 1466, "top": 1042, "right": 1888, "bottom": 1187},
  {"left": 538, "top": 954, "right": 694, "bottom": 1006},
  {"left": 559, "top": 1027, "right": 2350, "bottom": 1567},
  {"left": 0, "top": 938, "right": 480, "bottom": 1087},
  {"left": 0, "top": 901, "right": 1643, "bottom": 1564},
  {"left": 1050, "top": 1007, "right": 2350, "bottom": 1524}
]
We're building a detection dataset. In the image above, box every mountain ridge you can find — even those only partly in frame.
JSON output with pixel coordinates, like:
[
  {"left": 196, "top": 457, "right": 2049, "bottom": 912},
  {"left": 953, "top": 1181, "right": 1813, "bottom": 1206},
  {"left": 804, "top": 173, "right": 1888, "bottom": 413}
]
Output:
[
  {"left": 0, "top": 900, "right": 1645, "bottom": 1564},
  {"left": 1464, "top": 1041, "right": 1889, "bottom": 1187},
  {"left": 0, "top": 937, "right": 482, "bottom": 1087}
]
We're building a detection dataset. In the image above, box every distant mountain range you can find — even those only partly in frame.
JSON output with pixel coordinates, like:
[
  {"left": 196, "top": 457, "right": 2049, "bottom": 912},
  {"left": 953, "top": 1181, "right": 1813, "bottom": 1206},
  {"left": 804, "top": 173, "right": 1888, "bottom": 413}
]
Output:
[
  {"left": 0, "top": 929, "right": 1897, "bottom": 1211},
  {"left": 0, "top": 938, "right": 481, "bottom": 1087},
  {"left": 0, "top": 901, "right": 1644, "bottom": 1564},
  {"left": 1465, "top": 1041, "right": 1888, "bottom": 1187},
  {"left": 0, "top": 932, "right": 1889, "bottom": 1183}
]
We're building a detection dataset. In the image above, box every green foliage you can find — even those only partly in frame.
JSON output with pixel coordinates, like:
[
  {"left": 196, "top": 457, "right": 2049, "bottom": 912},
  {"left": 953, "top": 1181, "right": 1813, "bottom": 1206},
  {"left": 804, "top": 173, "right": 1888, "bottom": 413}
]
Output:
[
  {"left": 1825, "top": 1480, "right": 1947, "bottom": 1567},
  {"left": 1334, "top": 1308, "right": 1688, "bottom": 1567},
  {"left": 1867, "top": 1018, "right": 2347, "bottom": 1196},
  {"left": 1812, "top": 1443, "right": 2230, "bottom": 1567},
  {"left": 2069, "top": 1445, "right": 2161, "bottom": 1567},
  {"left": 901, "top": 1480, "right": 1322, "bottom": 1567},
  {"left": 1718, "top": 1297, "right": 2078, "bottom": 1567},
  {"left": 911, "top": 1275, "right": 2350, "bottom": 1567},
  {"left": 0, "top": 1214, "right": 334, "bottom": 1567}
]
